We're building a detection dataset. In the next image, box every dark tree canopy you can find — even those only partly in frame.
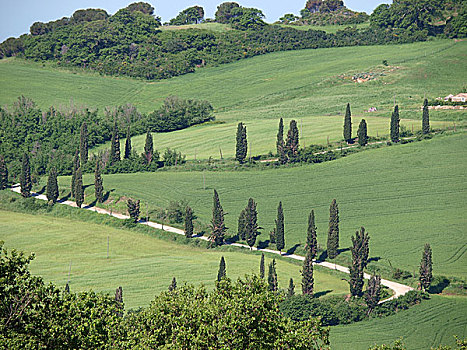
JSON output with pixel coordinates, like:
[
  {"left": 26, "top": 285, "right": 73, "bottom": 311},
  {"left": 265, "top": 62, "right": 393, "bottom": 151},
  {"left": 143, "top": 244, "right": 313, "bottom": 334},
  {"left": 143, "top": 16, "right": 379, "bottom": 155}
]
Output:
[
  {"left": 127, "top": 198, "right": 141, "bottom": 223},
  {"left": 343, "top": 103, "right": 352, "bottom": 143},
  {"left": 71, "top": 149, "right": 80, "bottom": 199},
  {"left": 288, "top": 278, "right": 295, "bottom": 297},
  {"left": 168, "top": 277, "right": 177, "bottom": 291},
  {"left": 215, "top": 2, "right": 241, "bottom": 23},
  {"left": 285, "top": 120, "right": 299, "bottom": 161},
  {"left": 357, "top": 119, "right": 368, "bottom": 146},
  {"left": 259, "top": 253, "right": 265, "bottom": 279},
  {"left": 124, "top": 127, "right": 132, "bottom": 159},
  {"left": 422, "top": 98, "right": 430, "bottom": 134},
  {"left": 71, "top": 9, "right": 109, "bottom": 23},
  {"left": 210, "top": 189, "right": 227, "bottom": 246},
  {"left": 245, "top": 198, "right": 261, "bottom": 248},
  {"left": 170, "top": 6, "right": 205, "bottom": 25},
  {"left": 326, "top": 199, "right": 339, "bottom": 259},
  {"left": 275, "top": 201, "right": 285, "bottom": 253},
  {"left": 302, "top": 247, "right": 314, "bottom": 295},
  {"left": 365, "top": 274, "right": 381, "bottom": 312},
  {"left": 184, "top": 206, "right": 194, "bottom": 238},
  {"left": 235, "top": 122, "right": 247, "bottom": 164},
  {"left": 46, "top": 167, "right": 59, "bottom": 203},
  {"left": 307, "top": 210, "right": 318, "bottom": 259},
  {"left": 0, "top": 155, "right": 8, "bottom": 190},
  {"left": 268, "top": 258, "right": 278, "bottom": 292},
  {"left": 110, "top": 122, "right": 121, "bottom": 165},
  {"left": 94, "top": 160, "right": 104, "bottom": 204},
  {"left": 20, "top": 153, "right": 31, "bottom": 198},
  {"left": 126, "top": 2, "right": 155, "bottom": 15},
  {"left": 238, "top": 208, "right": 247, "bottom": 241},
  {"left": 217, "top": 256, "right": 226, "bottom": 281},
  {"left": 74, "top": 167, "right": 84, "bottom": 208},
  {"left": 390, "top": 105, "right": 400, "bottom": 143},
  {"left": 419, "top": 243, "right": 433, "bottom": 291},
  {"left": 143, "top": 130, "right": 154, "bottom": 164},
  {"left": 80, "top": 122, "right": 88, "bottom": 165}
]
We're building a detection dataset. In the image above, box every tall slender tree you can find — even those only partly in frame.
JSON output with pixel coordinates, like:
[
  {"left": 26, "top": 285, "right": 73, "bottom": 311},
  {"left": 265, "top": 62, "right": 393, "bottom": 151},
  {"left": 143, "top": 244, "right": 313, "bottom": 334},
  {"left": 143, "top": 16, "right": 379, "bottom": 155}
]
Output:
[
  {"left": 343, "top": 103, "right": 352, "bottom": 143},
  {"left": 235, "top": 122, "right": 248, "bottom": 164},
  {"left": 143, "top": 130, "right": 154, "bottom": 164},
  {"left": 349, "top": 227, "right": 370, "bottom": 297},
  {"left": 46, "top": 167, "right": 59, "bottom": 203},
  {"left": 210, "top": 189, "right": 227, "bottom": 246},
  {"left": 365, "top": 274, "right": 381, "bottom": 314},
  {"left": 301, "top": 247, "right": 314, "bottom": 295},
  {"left": 115, "top": 286, "right": 124, "bottom": 317},
  {"left": 285, "top": 120, "right": 299, "bottom": 161},
  {"left": 20, "top": 153, "right": 31, "bottom": 198},
  {"left": 357, "top": 119, "right": 368, "bottom": 146},
  {"left": 238, "top": 208, "right": 247, "bottom": 241},
  {"left": 94, "top": 160, "right": 104, "bottom": 203},
  {"left": 245, "top": 198, "right": 261, "bottom": 249},
  {"left": 217, "top": 256, "right": 226, "bottom": 281},
  {"left": 124, "top": 126, "right": 132, "bottom": 159},
  {"left": 276, "top": 118, "right": 284, "bottom": 155},
  {"left": 268, "top": 258, "right": 278, "bottom": 292},
  {"left": 80, "top": 122, "right": 88, "bottom": 165},
  {"left": 259, "top": 253, "right": 265, "bottom": 279},
  {"left": 0, "top": 155, "right": 8, "bottom": 190},
  {"left": 307, "top": 210, "right": 318, "bottom": 259},
  {"left": 185, "top": 206, "right": 194, "bottom": 238},
  {"left": 127, "top": 199, "right": 140, "bottom": 223},
  {"left": 327, "top": 199, "right": 339, "bottom": 259},
  {"left": 287, "top": 278, "right": 295, "bottom": 297},
  {"left": 422, "top": 98, "right": 430, "bottom": 134},
  {"left": 71, "top": 149, "right": 80, "bottom": 198},
  {"left": 168, "top": 277, "right": 177, "bottom": 291},
  {"left": 275, "top": 201, "right": 285, "bottom": 254},
  {"left": 419, "top": 243, "right": 433, "bottom": 292},
  {"left": 74, "top": 167, "right": 84, "bottom": 208},
  {"left": 110, "top": 121, "right": 121, "bottom": 165},
  {"left": 390, "top": 105, "right": 400, "bottom": 142}
]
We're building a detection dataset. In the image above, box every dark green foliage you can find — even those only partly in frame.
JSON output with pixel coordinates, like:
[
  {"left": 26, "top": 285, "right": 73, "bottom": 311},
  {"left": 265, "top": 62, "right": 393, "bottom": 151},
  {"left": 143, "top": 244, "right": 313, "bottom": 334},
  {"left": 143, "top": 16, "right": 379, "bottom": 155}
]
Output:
[
  {"left": 110, "top": 122, "right": 121, "bottom": 165},
  {"left": 169, "top": 277, "right": 177, "bottom": 291},
  {"left": 285, "top": 120, "right": 299, "bottom": 161},
  {"left": 307, "top": 210, "right": 318, "bottom": 259},
  {"left": 238, "top": 208, "right": 247, "bottom": 240},
  {"left": 170, "top": 6, "right": 204, "bottom": 25},
  {"left": 79, "top": 122, "right": 88, "bottom": 165},
  {"left": 71, "top": 149, "right": 79, "bottom": 198},
  {"left": 229, "top": 7, "right": 266, "bottom": 30},
  {"left": 260, "top": 253, "right": 265, "bottom": 279},
  {"left": 343, "top": 103, "right": 352, "bottom": 143},
  {"left": 217, "top": 256, "right": 226, "bottom": 281},
  {"left": 215, "top": 2, "right": 241, "bottom": 23},
  {"left": 276, "top": 118, "right": 285, "bottom": 161},
  {"left": 20, "top": 153, "right": 31, "bottom": 198},
  {"left": 365, "top": 274, "right": 381, "bottom": 313},
  {"left": 349, "top": 227, "right": 370, "bottom": 297},
  {"left": 124, "top": 127, "right": 132, "bottom": 159},
  {"left": 162, "top": 148, "right": 183, "bottom": 166},
  {"left": 275, "top": 201, "right": 285, "bottom": 253},
  {"left": 127, "top": 198, "right": 141, "bottom": 223},
  {"left": 444, "top": 3, "right": 467, "bottom": 38},
  {"left": 115, "top": 286, "right": 124, "bottom": 316},
  {"left": 327, "top": 199, "right": 339, "bottom": 259},
  {"left": 301, "top": 247, "right": 314, "bottom": 295},
  {"left": 46, "top": 167, "right": 58, "bottom": 203},
  {"left": 269, "top": 228, "right": 276, "bottom": 244},
  {"left": 210, "top": 189, "right": 226, "bottom": 246},
  {"left": 301, "top": 0, "right": 368, "bottom": 25},
  {"left": 357, "top": 119, "right": 368, "bottom": 146},
  {"left": 422, "top": 98, "right": 430, "bottom": 134},
  {"left": 71, "top": 8, "right": 109, "bottom": 23},
  {"left": 419, "top": 243, "right": 433, "bottom": 291},
  {"left": 390, "top": 105, "right": 400, "bottom": 143},
  {"left": 74, "top": 167, "right": 84, "bottom": 208},
  {"left": 235, "top": 122, "right": 247, "bottom": 164},
  {"left": 126, "top": 2, "right": 155, "bottom": 15},
  {"left": 143, "top": 130, "right": 154, "bottom": 165},
  {"left": 245, "top": 198, "right": 261, "bottom": 248},
  {"left": 0, "top": 155, "right": 8, "bottom": 190},
  {"left": 268, "top": 258, "right": 278, "bottom": 292},
  {"left": 94, "top": 160, "right": 104, "bottom": 204},
  {"left": 184, "top": 206, "right": 194, "bottom": 238},
  {"left": 288, "top": 278, "right": 295, "bottom": 297}
]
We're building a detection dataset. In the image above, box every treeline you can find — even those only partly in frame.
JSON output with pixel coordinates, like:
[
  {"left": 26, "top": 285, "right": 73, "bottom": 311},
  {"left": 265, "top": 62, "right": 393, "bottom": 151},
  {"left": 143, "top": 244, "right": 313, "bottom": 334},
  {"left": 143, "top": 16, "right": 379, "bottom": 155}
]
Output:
[{"left": 0, "top": 2, "right": 438, "bottom": 80}]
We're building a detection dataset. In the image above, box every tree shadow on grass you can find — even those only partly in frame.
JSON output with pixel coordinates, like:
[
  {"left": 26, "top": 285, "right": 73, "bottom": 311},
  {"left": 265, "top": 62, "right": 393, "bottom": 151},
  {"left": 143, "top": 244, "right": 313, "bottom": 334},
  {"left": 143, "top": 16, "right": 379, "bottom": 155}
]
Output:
[
  {"left": 314, "top": 290, "right": 333, "bottom": 298},
  {"left": 36, "top": 186, "right": 46, "bottom": 195},
  {"left": 428, "top": 277, "right": 450, "bottom": 294},
  {"left": 337, "top": 247, "right": 350, "bottom": 255},
  {"left": 226, "top": 234, "right": 239, "bottom": 244},
  {"left": 368, "top": 256, "right": 381, "bottom": 263},
  {"left": 102, "top": 189, "right": 115, "bottom": 202},
  {"left": 83, "top": 184, "right": 94, "bottom": 190},
  {"left": 285, "top": 244, "right": 301, "bottom": 256},
  {"left": 257, "top": 240, "right": 270, "bottom": 250},
  {"left": 58, "top": 192, "right": 71, "bottom": 203},
  {"left": 316, "top": 250, "right": 327, "bottom": 263}
]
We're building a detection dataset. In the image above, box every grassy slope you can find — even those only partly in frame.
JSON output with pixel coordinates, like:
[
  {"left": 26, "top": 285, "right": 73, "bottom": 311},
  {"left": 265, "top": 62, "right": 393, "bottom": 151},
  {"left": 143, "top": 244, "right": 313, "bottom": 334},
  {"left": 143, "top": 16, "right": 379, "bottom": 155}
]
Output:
[
  {"left": 330, "top": 295, "right": 467, "bottom": 350},
  {"left": 0, "top": 210, "right": 348, "bottom": 310},
  {"left": 75, "top": 133, "right": 467, "bottom": 279},
  {"left": 279, "top": 22, "right": 370, "bottom": 33}
]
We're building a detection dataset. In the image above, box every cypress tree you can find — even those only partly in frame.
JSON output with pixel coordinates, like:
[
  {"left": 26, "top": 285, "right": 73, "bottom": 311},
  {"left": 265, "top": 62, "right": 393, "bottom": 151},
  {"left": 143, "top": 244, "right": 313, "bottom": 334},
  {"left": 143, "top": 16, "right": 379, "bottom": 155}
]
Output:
[
  {"left": 301, "top": 247, "right": 314, "bottom": 295},
  {"left": 115, "top": 286, "right": 124, "bottom": 317},
  {"left": 71, "top": 149, "right": 80, "bottom": 198},
  {"left": 343, "top": 103, "right": 352, "bottom": 143},
  {"left": 168, "top": 277, "right": 177, "bottom": 291},
  {"left": 357, "top": 119, "right": 368, "bottom": 146},
  {"left": 235, "top": 122, "right": 247, "bottom": 164},
  {"left": 185, "top": 206, "right": 194, "bottom": 238},
  {"left": 288, "top": 278, "right": 295, "bottom": 297},
  {"left": 127, "top": 199, "right": 140, "bottom": 223},
  {"left": 238, "top": 208, "right": 247, "bottom": 241},
  {"left": 267, "top": 258, "right": 278, "bottom": 292},
  {"left": 327, "top": 199, "right": 339, "bottom": 259},
  {"left": 110, "top": 121, "right": 121, "bottom": 165},
  {"left": 20, "top": 153, "right": 31, "bottom": 198},
  {"left": 307, "top": 210, "right": 318, "bottom": 259},
  {"left": 80, "top": 122, "right": 88, "bottom": 165},
  {"left": 390, "top": 105, "right": 400, "bottom": 143},
  {"left": 46, "top": 167, "right": 59, "bottom": 203},
  {"left": 245, "top": 198, "right": 261, "bottom": 249},
  {"left": 422, "top": 99, "right": 430, "bottom": 134},
  {"left": 285, "top": 120, "right": 299, "bottom": 161},
  {"left": 124, "top": 127, "right": 132, "bottom": 159},
  {"left": 276, "top": 118, "right": 284, "bottom": 156},
  {"left": 0, "top": 155, "right": 8, "bottom": 190},
  {"left": 74, "top": 167, "right": 84, "bottom": 208},
  {"left": 210, "top": 189, "right": 227, "bottom": 246},
  {"left": 143, "top": 130, "right": 154, "bottom": 164},
  {"left": 275, "top": 201, "right": 285, "bottom": 254},
  {"left": 65, "top": 283, "right": 70, "bottom": 294},
  {"left": 259, "top": 253, "right": 265, "bottom": 279},
  {"left": 365, "top": 274, "right": 381, "bottom": 313},
  {"left": 217, "top": 256, "right": 226, "bottom": 282},
  {"left": 349, "top": 227, "right": 369, "bottom": 297},
  {"left": 94, "top": 160, "right": 104, "bottom": 203},
  {"left": 419, "top": 243, "right": 433, "bottom": 292}
]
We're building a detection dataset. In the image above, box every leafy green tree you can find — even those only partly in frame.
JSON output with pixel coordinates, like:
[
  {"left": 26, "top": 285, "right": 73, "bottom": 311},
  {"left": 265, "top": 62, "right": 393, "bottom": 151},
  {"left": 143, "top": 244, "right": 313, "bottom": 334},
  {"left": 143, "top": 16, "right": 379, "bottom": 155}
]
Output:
[
  {"left": 215, "top": 2, "right": 240, "bottom": 23},
  {"left": 237, "top": 208, "right": 247, "bottom": 241},
  {"left": 110, "top": 121, "right": 121, "bottom": 165},
  {"left": 288, "top": 278, "right": 295, "bottom": 297},
  {"left": 169, "top": 277, "right": 177, "bottom": 291},
  {"left": 0, "top": 155, "right": 8, "bottom": 190},
  {"left": 422, "top": 98, "right": 430, "bottom": 134},
  {"left": 419, "top": 243, "right": 433, "bottom": 291},
  {"left": 301, "top": 247, "right": 314, "bottom": 295},
  {"left": 46, "top": 167, "right": 59, "bottom": 203},
  {"left": 210, "top": 189, "right": 226, "bottom": 246},
  {"left": 349, "top": 227, "right": 370, "bottom": 297},
  {"left": 259, "top": 253, "right": 265, "bottom": 279},
  {"left": 170, "top": 6, "right": 204, "bottom": 25},
  {"left": 343, "top": 103, "right": 352, "bottom": 143},
  {"left": 445, "top": 4, "right": 467, "bottom": 38},
  {"left": 217, "top": 256, "right": 226, "bottom": 281},
  {"left": 127, "top": 198, "right": 141, "bottom": 223},
  {"left": 390, "top": 105, "right": 400, "bottom": 143},
  {"left": 275, "top": 201, "right": 285, "bottom": 254},
  {"left": 285, "top": 120, "right": 299, "bottom": 161},
  {"left": 326, "top": 199, "right": 339, "bottom": 259},
  {"left": 80, "top": 122, "right": 88, "bottom": 165},
  {"left": 184, "top": 206, "right": 194, "bottom": 238},
  {"left": 124, "top": 127, "right": 132, "bottom": 159},
  {"left": 94, "top": 160, "right": 104, "bottom": 204},
  {"left": 245, "top": 198, "right": 261, "bottom": 249},
  {"left": 71, "top": 149, "right": 80, "bottom": 198},
  {"left": 143, "top": 130, "right": 154, "bottom": 164},
  {"left": 229, "top": 7, "right": 266, "bottom": 30},
  {"left": 279, "top": 14, "right": 299, "bottom": 24},
  {"left": 235, "top": 122, "right": 247, "bottom": 163},
  {"left": 74, "top": 167, "right": 84, "bottom": 208},
  {"left": 365, "top": 274, "right": 381, "bottom": 313},
  {"left": 307, "top": 210, "right": 318, "bottom": 259},
  {"left": 277, "top": 117, "right": 284, "bottom": 155},
  {"left": 357, "top": 119, "right": 368, "bottom": 146},
  {"left": 20, "top": 153, "right": 31, "bottom": 198},
  {"left": 268, "top": 258, "right": 278, "bottom": 292},
  {"left": 126, "top": 2, "right": 155, "bottom": 15}
]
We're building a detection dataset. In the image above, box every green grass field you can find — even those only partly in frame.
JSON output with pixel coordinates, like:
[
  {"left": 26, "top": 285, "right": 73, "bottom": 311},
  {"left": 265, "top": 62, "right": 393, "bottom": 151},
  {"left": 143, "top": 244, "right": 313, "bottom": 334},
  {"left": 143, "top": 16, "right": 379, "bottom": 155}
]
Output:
[
  {"left": 75, "top": 133, "right": 467, "bottom": 279},
  {"left": 0, "top": 210, "right": 349, "bottom": 310},
  {"left": 331, "top": 295, "right": 467, "bottom": 349},
  {"left": 279, "top": 22, "right": 370, "bottom": 33}
]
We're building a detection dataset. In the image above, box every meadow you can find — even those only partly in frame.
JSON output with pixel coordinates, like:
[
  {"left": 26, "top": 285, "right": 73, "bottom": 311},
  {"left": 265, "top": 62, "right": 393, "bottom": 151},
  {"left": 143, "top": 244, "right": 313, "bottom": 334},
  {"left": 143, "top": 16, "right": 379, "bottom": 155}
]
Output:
[{"left": 0, "top": 209, "right": 349, "bottom": 310}]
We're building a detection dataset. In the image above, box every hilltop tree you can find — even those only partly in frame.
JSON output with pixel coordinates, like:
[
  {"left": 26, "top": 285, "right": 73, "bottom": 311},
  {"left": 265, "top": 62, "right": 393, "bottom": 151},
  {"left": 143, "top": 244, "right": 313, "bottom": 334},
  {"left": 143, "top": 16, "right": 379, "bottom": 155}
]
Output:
[
  {"left": 126, "top": 2, "right": 155, "bottom": 15},
  {"left": 357, "top": 119, "right": 368, "bottom": 146},
  {"left": 71, "top": 149, "right": 79, "bottom": 198},
  {"left": 110, "top": 121, "right": 121, "bottom": 165},
  {"left": 46, "top": 167, "right": 59, "bottom": 204},
  {"left": 343, "top": 103, "right": 352, "bottom": 143},
  {"left": 365, "top": 274, "right": 381, "bottom": 313},
  {"left": 259, "top": 253, "right": 265, "bottom": 279},
  {"left": 419, "top": 243, "right": 433, "bottom": 292},
  {"left": 210, "top": 190, "right": 227, "bottom": 246},
  {"left": 124, "top": 127, "right": 132, "bottom": 159},
  {"left": 74, "top": 167, "right": 84, "bottom": 208},
  {"left": 422, "top": 98, "right": 430, "bottom": 134},
  {"left": 217, "top": 256, "right": 226, "bottom": 281},
  {"left": 349, "top": 227, "right": 370, "bottom": 297},
  {"left": 168, "top": 277, "right": 177, "bottom": 291},
  {"left": 237, "top": 208, "right": 247, "bottom": 241},
  {"left": 288, "top": 278, "right": 295, "bottom": 297},
  {"left": 268, "top": 258, "right": 278, "bottom": 292},
  {"left": 143, "top": 130, "right": 154, "bottom": 164},
  {"left": 307, "top": 210, "right": 318, "bottom": 259},
  {"left": 285, "top": 120, "right": 299, "bottom": 161},
  {"left": 327, "top": 199, "right": 339, "bottom": 259},
  {"left": 80, "top": 122, "right": 88, "bottom": 165},
  {"left": 235, "top": 122, "right": 248, "bottom": 164},
  {"left": 170, "top": 5, "right": 204, "bottom": 25},
  {"left": 0, "top": 155, "right": 8, "bottom": 190},
  {"left": 302, "top": 247, "right": 314, "bottom": 295},
  {"left": 390, "top": 105, "right": 400, "bottom": 143},
  {"left": 127, "top": 199, "right": 140, "bottom": 223},
  {"left": 94, "top": 160, "right": 104, "bottom": 203},
  {"left": 245, "top": 198, "right": 261, "bottom": 249},
  {"left": 215, "top": 2, "right": 240, "bottom": 23},
  {"left": 184, "top": 206, "right": 194, "bottom": 238},
  {"left": 20, "top": 153, "right": 31, "bottom": 198},
  {"left": 275, "top": 201, "right": 285, "bottom": 254}
]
